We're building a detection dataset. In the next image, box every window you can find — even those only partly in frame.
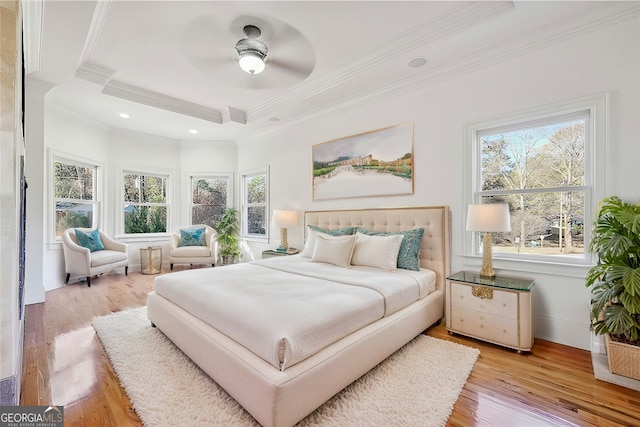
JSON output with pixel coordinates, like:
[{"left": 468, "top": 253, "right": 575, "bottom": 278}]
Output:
[
  {"left": 467, "top": 95, "right": 606, "bottom": 264},
  {"left": 241, "top": 168, "right": 269, "bottom": 241},
  {"left": 189, "top": 174, "right": 231, "bottom": 227},
  {"left": 122, "top": 171, "right": 169, "bottom": 234},
  {"left": 53, "top": 156, "right": 99, "bottom": 239}
]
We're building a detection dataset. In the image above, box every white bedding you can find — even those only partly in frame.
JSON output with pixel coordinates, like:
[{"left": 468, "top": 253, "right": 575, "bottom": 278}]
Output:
[{"left": 153, "top": 256, "right": 436, "bottom": 370}]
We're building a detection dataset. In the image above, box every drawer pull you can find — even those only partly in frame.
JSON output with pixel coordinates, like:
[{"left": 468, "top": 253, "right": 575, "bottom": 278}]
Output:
[{"left": 472, "top": 286, "right": 493, "bottom": 299}]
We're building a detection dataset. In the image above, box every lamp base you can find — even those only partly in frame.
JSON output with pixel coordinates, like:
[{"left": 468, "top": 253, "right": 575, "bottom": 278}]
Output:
[
  {"left": 280, "top": 227, "right": 289, "bottom": 250},
  {"left": 479, "top": 232, "right": 496, "bottom": 278}
]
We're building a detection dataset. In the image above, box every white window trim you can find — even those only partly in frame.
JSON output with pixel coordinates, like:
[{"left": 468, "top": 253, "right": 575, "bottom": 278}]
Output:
[
  {"left": 116, "top": 165, "right": 173, "bottom": 240},
  {"left": 462, "top": 93, "right": 608, "bottom": 275},
  {"left": 240, "top": 166, "right": 270, "bottom": 243},
  {"left": 49, "top": 149, "right": 103, "bottom": 245},
  {"left": 184, "top": 172, "right": 234, "bottom": 226}
]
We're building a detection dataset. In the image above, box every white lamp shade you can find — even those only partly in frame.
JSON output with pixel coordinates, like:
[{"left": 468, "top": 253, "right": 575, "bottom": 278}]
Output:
[
  {"left": 272, "top": 210, "right": 298, "bottom": 228},
  {"left": 466, "top": 204, "right": 511, "bottom": 233},
  {"left": 239, "top": 52, "right": 265, "bottom": 74}
]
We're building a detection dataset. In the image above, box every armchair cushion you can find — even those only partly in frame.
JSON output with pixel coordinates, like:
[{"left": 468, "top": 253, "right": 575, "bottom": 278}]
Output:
[
  {"left": 75, "top": 229, "right": 104, "bottom": 252},
  {"left": 179, "top": 227, "right": 206, "bottom": 247}
]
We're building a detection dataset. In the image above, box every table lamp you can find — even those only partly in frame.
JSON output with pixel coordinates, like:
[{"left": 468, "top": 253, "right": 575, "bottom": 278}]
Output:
[
  {"left": 466, "top": 203, "right": 511, "bottom": 278},
  {"left": 272, "top": 210, "right": 298, "bottom": 250}
]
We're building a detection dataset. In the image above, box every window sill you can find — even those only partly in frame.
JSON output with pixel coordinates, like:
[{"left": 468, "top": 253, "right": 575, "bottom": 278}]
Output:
[{"left": 461, "top": 254, "right": 593, "bottom": 278}]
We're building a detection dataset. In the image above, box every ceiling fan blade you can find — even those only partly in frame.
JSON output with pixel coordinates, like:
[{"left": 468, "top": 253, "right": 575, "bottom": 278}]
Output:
[{"left": 267, "top": 58, "right": 314, "bottom": 78}]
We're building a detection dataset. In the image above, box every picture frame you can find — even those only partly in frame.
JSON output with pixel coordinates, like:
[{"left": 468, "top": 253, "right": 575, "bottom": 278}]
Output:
[{"left": 312, "top": 122, "right": 414, "bottom": 200}]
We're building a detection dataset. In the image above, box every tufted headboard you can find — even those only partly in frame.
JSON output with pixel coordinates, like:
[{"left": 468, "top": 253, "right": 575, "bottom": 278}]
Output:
[{"left": 304, "top": 206, "right": 451, "bottom": 292}]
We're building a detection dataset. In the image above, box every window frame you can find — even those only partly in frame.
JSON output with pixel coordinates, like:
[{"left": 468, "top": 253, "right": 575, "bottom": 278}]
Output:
[
  {"left": 186, "top": 172, "right": 233, "bottom": 227},
  {"left": 463, "top": 94, "right": 607, "bottom": 271},
  {"left": 240, "top": 167, "right": 270, "bottom": 242},
  {"left": 117, "top": 166, "right": 172, "bottom": 238},
  {"left": 50, "top": 151, "right": 102, "bottom": 244}
]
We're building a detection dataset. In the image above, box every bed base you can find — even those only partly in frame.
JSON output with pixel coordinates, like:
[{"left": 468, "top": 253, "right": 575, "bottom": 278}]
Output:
[{"left": 147, "top": 289, "right": 443, "bottom": 427}]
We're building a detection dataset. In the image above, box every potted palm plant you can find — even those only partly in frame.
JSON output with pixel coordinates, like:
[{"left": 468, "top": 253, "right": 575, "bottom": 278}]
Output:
[
  {"left": 586, "top": 196, "right": 640, "bottom": 380},
  {"left": 216, "top": 208, "right": 241, "bottom": 265}
]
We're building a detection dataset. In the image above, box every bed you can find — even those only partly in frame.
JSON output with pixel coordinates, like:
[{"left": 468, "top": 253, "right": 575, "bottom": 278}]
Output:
[{"left": 147, "top": 206, "right": 450, "bottom": 427}]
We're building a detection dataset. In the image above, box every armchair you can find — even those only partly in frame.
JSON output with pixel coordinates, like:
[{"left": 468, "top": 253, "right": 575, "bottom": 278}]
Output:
[
  {"left": 62, "top": 228, "right": 128, "bottom": 287},
  {"left": 169, "top": 225, "right": 218, "bottom": 270}
]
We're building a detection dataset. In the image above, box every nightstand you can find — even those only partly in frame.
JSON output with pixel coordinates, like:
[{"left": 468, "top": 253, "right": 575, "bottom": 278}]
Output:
[
  {"left": 262, "top": 249, "right": 298, "bottom": 259},
  {"left": 446, "top": 271, "right": 534, "bottom": 352}
]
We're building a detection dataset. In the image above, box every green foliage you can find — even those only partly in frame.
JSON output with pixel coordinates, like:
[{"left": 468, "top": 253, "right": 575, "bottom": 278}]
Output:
[
  {"left": 313, "top": 167, "right": 336, "bottom": 177},
  {"left": 216, "top": 208, "right": 241, "bottom": 262},
  {"left": 57, "top": 212, "right": 90, "bottom": 231},
  {"left": 124, "top": 206, "right": 166, "bottom": 234},
  {"left": 586, "top": 196, "right": 640, "bottom": 345}
]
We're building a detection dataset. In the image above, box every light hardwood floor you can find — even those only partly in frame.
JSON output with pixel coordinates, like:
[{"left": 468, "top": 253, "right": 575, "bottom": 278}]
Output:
[{"left": 21, "top": 269, "right": 640, "bottom": 426}]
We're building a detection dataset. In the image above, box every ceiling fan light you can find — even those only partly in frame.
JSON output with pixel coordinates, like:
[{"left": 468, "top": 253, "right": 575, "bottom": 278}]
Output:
[{"left": 239, "top": 52, "right": 265, "bottom": 75}]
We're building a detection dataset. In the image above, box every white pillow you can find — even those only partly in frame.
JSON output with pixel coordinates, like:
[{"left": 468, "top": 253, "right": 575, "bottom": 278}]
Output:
[
  {"left": 351, "top": 232, "right": 404, "bottom": 271},
  {"left": 301, "top": 227, "right": 320, "bottom": 258},
  {"left": 311, "top": 234, "right": 357, "bottom": 268}
]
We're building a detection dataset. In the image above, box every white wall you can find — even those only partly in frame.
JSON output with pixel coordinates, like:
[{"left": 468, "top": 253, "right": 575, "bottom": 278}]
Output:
[{"left": 238, "top": 19, "right": 640, "bottom": 350}]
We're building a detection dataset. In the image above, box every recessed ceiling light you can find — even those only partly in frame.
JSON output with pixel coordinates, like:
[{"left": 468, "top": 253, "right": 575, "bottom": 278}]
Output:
[
  {"left": 119, "top": 113, "right": 130, "bottom": 119},
  {"left": 408, "top": 57, "right": 427, "bottom": 68},
  {"left": 189, "top": 129, "right": 198, "bottom": 135}
]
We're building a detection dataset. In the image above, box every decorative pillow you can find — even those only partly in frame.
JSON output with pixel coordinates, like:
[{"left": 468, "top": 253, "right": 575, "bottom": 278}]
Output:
[
  {"left": 75, "top": 229, "right": 104, "bottom": 252},
  {"left": 355, "top": 227, "right": 425, "bottom": 271},
  {"left": 311, "top": 234, "right": 357, "bottom": 268},
  {"left": 300, "top": 225, "right": 355, "bottom": 258},
  {"left": 179, "top": 227, "right": 206, "bottom": 247},
  {"left": 351, "top": 232, "right": 404, "bottom": 271}
]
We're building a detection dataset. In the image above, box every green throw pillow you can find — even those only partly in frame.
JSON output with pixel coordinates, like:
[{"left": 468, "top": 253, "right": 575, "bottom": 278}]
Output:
[
  {"left": 179, "top": 227, "right": 206, "bottom": 247},
  {"left": 355, "top": 227, "right": 424, "bottom": 271},
  {"left": 308, "top": 225, "right": 355, "bottom": 236},
  {"left": 75, "top": 229, "right": 104, "bottom": 252}
]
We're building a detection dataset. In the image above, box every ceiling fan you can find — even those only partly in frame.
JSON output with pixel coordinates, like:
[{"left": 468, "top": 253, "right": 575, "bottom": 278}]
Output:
[
  {"left": 181, "top": 15, "right": 316, "bottom": 89},
  {"left": 235, "top": 25, "right": 268, "bottom": 75}
]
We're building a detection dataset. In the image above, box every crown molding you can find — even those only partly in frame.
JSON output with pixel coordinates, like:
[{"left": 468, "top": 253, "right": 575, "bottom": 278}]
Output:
[
  {"left": 101, "top": 80, "right": 248, "bottom": 125},
  {"left": 102, "top": 80, "right": 224, "bottom": 124},
  {"left": 241, "top": 2, "right": 640, "bottom": 144},
  {"left": 77, "top": 0, "right": 112, "bottom": 68},
  {"left": 22, "top": 0, "right": 43, "bottom": 74},
  {"left": 25, "top": 76, "right": 56, "bottom": 96},
  {"left": 246, "top": 1, "right": 515, "bottom": 118},
  {"left": 48, "top": 102, "right": 110, "bottom": 131},
  {"left": 75, "top": 61, "right": 115, "bottom": 86}
]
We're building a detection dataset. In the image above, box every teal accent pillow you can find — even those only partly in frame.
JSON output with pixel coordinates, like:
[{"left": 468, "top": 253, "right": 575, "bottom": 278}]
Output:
[
  {"left": 75, "top": 229, "right": 104, "bottom": 252},
  {"left": 308, "top": 225, "right": 355, "bottom": 236},
  {"left": 179, "top": 227, "right": 206, "bottom": 247},
  {"left": 355, "top": 227, "right": 424, "bottom": 271}
]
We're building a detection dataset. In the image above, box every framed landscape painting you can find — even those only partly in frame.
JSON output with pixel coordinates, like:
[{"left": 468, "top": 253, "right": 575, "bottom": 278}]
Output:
[{"left": 312, "top": 122, "right": 414, "bottom": 200}]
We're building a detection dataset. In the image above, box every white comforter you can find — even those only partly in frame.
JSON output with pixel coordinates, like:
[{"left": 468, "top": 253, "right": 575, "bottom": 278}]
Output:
[{"left": 153, "top": 256, "right": 435, "bottom": 370}]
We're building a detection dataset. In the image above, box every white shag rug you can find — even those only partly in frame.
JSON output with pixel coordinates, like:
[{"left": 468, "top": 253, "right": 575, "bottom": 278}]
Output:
[{"left": 93, "top": 307, "right": 479, "bottom": 427}]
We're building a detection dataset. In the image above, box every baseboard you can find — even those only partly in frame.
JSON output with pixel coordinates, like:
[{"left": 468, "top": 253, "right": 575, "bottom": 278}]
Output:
[{"left": 592, "top": 352, "right": 640, "bottom": 392}]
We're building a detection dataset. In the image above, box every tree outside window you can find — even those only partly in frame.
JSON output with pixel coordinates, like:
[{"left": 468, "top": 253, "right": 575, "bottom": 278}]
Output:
[
  {"left": 53, "top": 160, "right": 98, "bottom": 237},
  {"left": 190, "top": 176, "right": 229, "bottom": 227},
  {"left": 241, "top": 170, "right": 269, "bottom": 239},
  {"left": 123, "top": 172, "right": 168, "bottom": 234},
  {"left": 475, "top": 111, "right": 589, "bottom": 259}
]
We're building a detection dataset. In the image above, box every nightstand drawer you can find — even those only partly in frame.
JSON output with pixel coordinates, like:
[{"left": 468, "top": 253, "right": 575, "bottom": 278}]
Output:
[
  {"left": 450, "top": 282, "right": 518, "bottom": 319},
  {"left": 450, "top": 308, "right": 519, "bottom": 347}
]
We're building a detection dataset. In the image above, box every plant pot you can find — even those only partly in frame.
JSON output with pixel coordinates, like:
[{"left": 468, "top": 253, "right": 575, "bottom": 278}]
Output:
[
  {"left": 606, "top": 334, "right": 640, "bottom": 381},
  {"left": 219, "top": 255, "right": 235, "bottom": 266}
]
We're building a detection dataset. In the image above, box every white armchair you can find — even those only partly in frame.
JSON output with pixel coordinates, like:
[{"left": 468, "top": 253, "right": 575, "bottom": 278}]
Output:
[
  {"left": 169, "top": 225, "right": 218, "bottom": 270},
  {"left": 62, "top": 228, "right": 128, "bottom": 287}
]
